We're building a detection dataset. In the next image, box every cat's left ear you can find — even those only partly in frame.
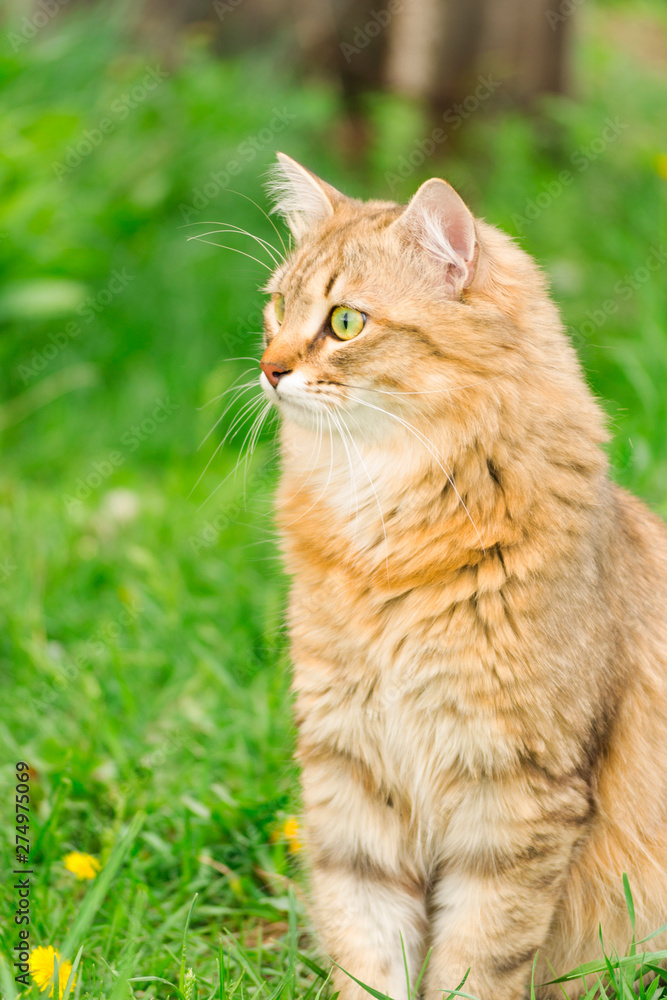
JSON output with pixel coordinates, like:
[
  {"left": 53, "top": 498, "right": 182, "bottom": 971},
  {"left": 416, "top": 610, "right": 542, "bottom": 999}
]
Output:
[
  {"left": 393, "top": 179, "right": 477, "bottom": 294},
  {"left": 267, "top": 152, "right": 345, "bottom": 241}
]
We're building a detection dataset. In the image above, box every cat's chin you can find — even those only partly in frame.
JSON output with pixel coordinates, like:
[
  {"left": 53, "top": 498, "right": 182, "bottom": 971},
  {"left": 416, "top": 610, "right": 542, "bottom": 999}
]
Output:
[{"left": 274, "top": 397, "right": 323, "bottom": 432}]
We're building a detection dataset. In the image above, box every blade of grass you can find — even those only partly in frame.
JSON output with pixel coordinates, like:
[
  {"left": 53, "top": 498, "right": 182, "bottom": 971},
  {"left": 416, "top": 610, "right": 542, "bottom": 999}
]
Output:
[
  {"left": 597, "top": 974, "right": 611, "bottom": 1000},
  {"left": 128, "top": 976, "right": 186, "bottom": 1000},
  {"left": 581, "top": 978, "right": 603, "bottom": 1000},
  {"left": 179, "top": 893, "right": 199, "bottom": 994},
  {"left": 295, "top": 950, "right": 329, "bottom": 980},
  {"left": 332, "top": 962, "right": 394, "bottom": 1000},
  {"left": 624, "top": 874, "right": 637, "bottom": 957},
  {"left": 400, "top": 933, "right": 411, "bottom": 1000},
  {"left": 264, "top": 972, "right": 290, "bottom": 1000},
  {"left": 0, "top": 954, "right": 18, "bottom": 1000},
  {"left": 335, "top": 961, "right": 481, "bottom": 1000},
  {"left": 109, "top": 887, "right": 149, "bottom": 1000},
  {"left": 61, "top": 811, "right": 145, "bottom": 958},
  {"left": 287, "top": 885, "right": 298, "bottom": 996},
  {"left": 443, "top": 967, "right": 473, "bottom": 1000},
  {"left": 218, "top": 939, "right": 226, "bottom": 1000},
  {"left": 548, "top": 957, "right": 574, "bottom": 1000},
  {"left": 313, "top": 970, "right": 333, "bottom": 1000},
  {"left": 541, "top": 950, "right": 667, "bottom": 985},
  {"left": 412, "top": 948, "right": 432, "bottom": 999},
  {"left": 223, "top": 934, "right": 268, "bottom": 993},
  {"left": 62, "top": 947, "right": 84, "bottom": 1000},
  {"left": 421, "top": 989, "right": 480, "bottom": 1000},
  {"left": 32, "top": 774, "right": 72, "bottom": 861},
  {"left": 638, "top": 925, "right": 667, "bottom": 946},
  {"left": 601, "top": 948, "right": 622, "bottom": 1000},
  {"left": 530, "top": 952, "right": 539, "bottom": 1000}
]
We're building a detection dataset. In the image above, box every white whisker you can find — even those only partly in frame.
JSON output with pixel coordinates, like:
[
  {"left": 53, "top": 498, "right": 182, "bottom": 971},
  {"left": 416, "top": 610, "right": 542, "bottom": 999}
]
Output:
[
  {"left": 189, "top": 393, "right": 264, "bottom": 500},
  {"left": 341, "top": 410, "right": 390, "bottom": 583},
  {"left": 216, "top": 356, "right": 262, "bottom": 365},
  {"left": 194, "top": 400, "right": 269, "bottom": 512},
  {"left": 198, "top": 382, "right": 259, "bottom": 449},
  {"left": 198, "top": 379, "right": 260, "bottom": 449},
  {"left": 198, "top": 368, "right": 258, "bottom": 410},
  {"left": 186, "top": 226, "right": 282, "bottom": 267},
  {"left": 226, "top": 188, "right": 288, "bottom": 257},
  {"left": 186, "top": 235, "right": 272, "bottom": 271},
  {"left": 329, "top": 410, "right": 361, "bottom": 560},
  {"left": 281, "top": 412, "right": 336, "bottom": 529},
  {"left": 197, "top": 380, "right": 257, "bottom": 451},
  {"left": 238, "top": 401, "right": 273, "bottom": 497},
  {"left": 189, "top": 219, "right": 283, "bottom": 260},
  {"left": 220, "top": 393, "right": 266, "bottom": 450},
  {"left": 346, "top": 393, "right": 485, "bottom": 552},
  {"left": 336, "top": 375, "right": 505, "bottom": 397}
]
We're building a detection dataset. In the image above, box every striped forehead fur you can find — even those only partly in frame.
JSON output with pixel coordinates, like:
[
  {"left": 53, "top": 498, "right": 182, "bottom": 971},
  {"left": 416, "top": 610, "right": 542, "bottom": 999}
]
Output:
[{"left": 268, "top": 159, "right": 467, "bottom": 291}]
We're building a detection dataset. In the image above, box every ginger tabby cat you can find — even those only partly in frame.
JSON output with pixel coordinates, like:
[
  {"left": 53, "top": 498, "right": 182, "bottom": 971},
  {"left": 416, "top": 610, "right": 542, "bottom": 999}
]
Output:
[{"left": 255, "top": 152, "right": 667, "bottom": 1000}]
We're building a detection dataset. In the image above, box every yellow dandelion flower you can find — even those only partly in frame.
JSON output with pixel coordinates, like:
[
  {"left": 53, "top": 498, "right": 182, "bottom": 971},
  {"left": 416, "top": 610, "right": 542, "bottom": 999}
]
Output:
[
  {"left": 63, "top": 851, "right": 101, "bottom": 880},
  {"left": 283, "top": 816, "right": 302, "bottom": 853},
  {"left": 29, "top": 946, "right": 75, "bottom": 998}
]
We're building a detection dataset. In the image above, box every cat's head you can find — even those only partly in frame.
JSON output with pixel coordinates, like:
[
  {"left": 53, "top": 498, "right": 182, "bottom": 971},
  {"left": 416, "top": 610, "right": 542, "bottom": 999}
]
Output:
[{"left": 259, "top": 153, "right": 573, "bottom": 455}]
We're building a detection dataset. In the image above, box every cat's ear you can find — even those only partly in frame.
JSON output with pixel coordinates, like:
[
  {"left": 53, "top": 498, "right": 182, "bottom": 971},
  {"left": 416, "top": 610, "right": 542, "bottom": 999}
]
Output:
[
  {"left": 394, "top": 179, "right": 477, "bottom": 294},
  {"left": 267, "top": 152, "right": 343, "bottom": 240}
]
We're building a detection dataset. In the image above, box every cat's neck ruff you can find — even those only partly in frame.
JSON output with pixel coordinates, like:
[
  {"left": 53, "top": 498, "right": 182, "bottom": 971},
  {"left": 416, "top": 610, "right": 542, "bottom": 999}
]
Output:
[{"left": 276, "top": 395, "right": 607, "bottom": 591}]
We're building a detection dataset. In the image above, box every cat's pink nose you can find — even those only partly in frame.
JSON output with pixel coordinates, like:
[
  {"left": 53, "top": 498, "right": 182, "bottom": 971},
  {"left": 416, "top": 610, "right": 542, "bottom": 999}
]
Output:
[{"left": 260, "top": 361, "right": 291, "bottom": 388}]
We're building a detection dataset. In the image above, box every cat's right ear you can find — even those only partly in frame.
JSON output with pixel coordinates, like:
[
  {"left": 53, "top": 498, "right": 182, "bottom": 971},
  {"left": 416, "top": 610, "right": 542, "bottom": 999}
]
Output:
[
  {"left": 266, "top": 152, "right": 343, "bottom": 241},
  {"left": 393, "top": 178, "right": 478, "bottom": 295}
]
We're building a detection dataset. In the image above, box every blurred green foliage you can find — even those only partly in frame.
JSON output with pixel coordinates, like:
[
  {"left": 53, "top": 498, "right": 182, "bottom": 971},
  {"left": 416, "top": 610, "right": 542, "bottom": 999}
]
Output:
[{"left": 0, "top": 1, "right": 665, "bottom": 995}]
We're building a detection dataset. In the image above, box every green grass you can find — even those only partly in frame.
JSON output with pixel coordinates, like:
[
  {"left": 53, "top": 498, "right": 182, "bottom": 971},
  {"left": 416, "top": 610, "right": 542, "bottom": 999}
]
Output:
[{"left": 0, "top": 1, "right": 666, "bottom": 997}]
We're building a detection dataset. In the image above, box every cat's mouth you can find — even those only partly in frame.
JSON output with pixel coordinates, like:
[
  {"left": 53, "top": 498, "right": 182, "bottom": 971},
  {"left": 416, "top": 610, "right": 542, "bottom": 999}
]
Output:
[
  {"left": 260, "top": 370, "right": 344, "bottom": 413},
  {"left": 259, "top": 369, "right": 400, "bottom": 442}
]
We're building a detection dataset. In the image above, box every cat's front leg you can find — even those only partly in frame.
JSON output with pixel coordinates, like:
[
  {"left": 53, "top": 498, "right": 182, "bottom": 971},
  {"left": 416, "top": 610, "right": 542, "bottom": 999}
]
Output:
[
  {"left": 301, "top": 750, "right": 428, "bottom": 1000},
  {"left": 423, "top": 776, "right": 593, "bottom": 1000}
]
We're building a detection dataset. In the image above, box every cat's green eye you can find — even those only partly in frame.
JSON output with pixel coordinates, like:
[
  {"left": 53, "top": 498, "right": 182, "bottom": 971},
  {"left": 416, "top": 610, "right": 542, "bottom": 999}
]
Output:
[
  {"left": 275, "top": 294, "right": 285, "bottom": 324},
  {"left": 330, "top": 305, "right": 366, "bottom": 341}
]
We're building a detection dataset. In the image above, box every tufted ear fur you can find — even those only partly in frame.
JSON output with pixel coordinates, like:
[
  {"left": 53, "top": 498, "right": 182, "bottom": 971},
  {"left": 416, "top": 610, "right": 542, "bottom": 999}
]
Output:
[
  {"left": 393, "top": 178, "right": 478, "bottom": 295},
  {"left": 266, "top": 152, "right": 345, "bottom": 240}
]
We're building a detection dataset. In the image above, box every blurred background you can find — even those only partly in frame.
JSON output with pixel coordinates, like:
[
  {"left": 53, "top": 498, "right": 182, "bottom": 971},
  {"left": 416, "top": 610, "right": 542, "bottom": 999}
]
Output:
[{"left": 0, "top": 0, "right": 666, "bottom": 995}]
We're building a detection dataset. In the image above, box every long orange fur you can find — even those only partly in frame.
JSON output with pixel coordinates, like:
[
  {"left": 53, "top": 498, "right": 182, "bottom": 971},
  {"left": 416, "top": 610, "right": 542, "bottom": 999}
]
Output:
[{"left": 254, "top": 153, "right": 667, "bottom": 1000}]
